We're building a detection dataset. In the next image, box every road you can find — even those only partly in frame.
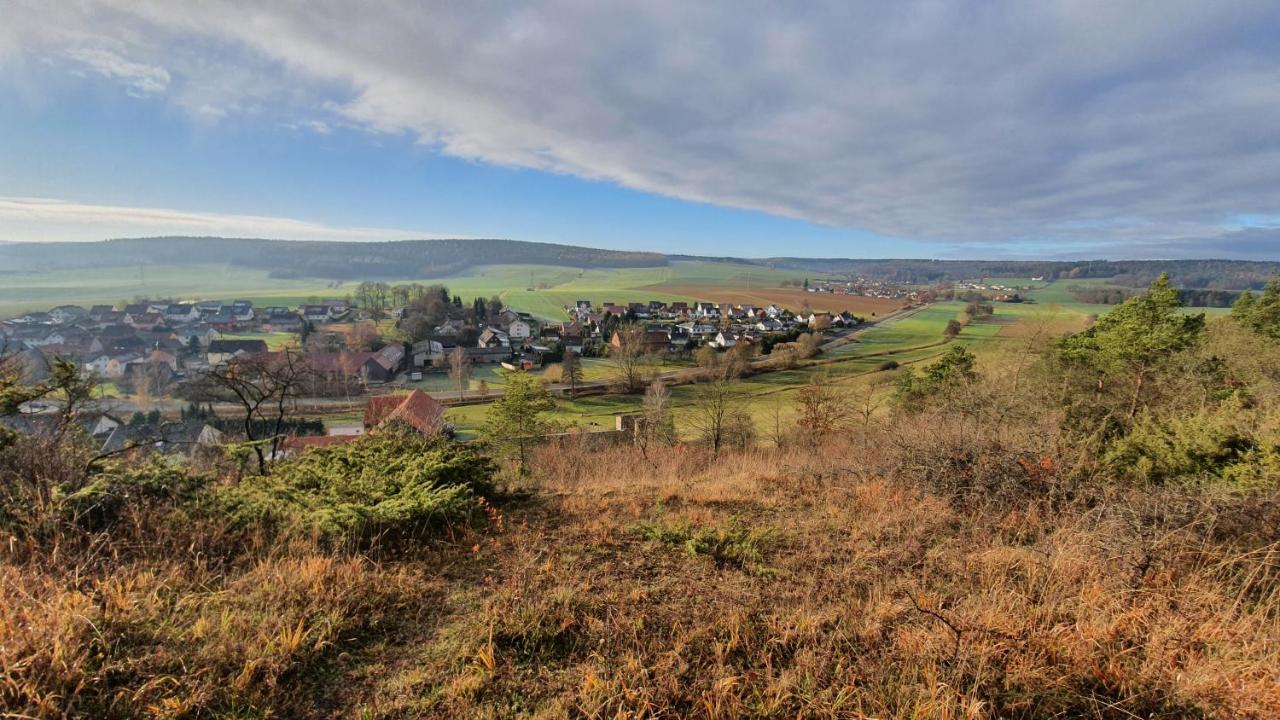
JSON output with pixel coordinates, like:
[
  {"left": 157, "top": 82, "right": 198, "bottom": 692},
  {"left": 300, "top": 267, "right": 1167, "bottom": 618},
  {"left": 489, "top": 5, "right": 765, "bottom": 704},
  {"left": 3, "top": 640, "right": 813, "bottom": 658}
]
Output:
[{"left": 72, "top": 304, "right": 929, "bottom": 416}]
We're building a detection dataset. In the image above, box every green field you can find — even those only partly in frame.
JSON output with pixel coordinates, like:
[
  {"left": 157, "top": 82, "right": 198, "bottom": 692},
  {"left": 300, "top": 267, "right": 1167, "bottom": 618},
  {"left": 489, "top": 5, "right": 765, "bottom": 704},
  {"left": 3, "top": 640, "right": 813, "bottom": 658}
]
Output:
[
  {"left": 0, "top": 260, "right": 819, "bottom": 322},
  {"left": 445, "top": 306, "right": 992, "bottom": 440}
]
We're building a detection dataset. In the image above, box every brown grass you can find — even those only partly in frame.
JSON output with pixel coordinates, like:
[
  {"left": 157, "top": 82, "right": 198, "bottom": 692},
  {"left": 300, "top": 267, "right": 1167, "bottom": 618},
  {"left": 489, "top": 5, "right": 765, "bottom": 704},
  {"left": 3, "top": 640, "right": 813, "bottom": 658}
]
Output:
[{"left": 3, "top": 366, "right": 1279, "bottom": 718}]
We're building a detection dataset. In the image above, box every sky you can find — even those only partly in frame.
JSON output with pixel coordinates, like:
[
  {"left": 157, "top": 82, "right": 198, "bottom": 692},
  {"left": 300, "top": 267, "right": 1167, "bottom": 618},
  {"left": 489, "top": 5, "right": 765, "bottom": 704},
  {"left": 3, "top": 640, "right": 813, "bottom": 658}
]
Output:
[{"left": 1, "top": 1, "right": 1279, "bottom": 260}]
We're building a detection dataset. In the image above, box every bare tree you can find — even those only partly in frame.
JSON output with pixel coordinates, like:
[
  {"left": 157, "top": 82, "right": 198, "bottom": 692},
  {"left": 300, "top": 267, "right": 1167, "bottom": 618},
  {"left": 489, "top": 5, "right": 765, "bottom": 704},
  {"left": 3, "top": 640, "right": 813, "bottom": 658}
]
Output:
[
  {"left": 608, "top": 324, "right": 653, "bottom": 393},
  {"left": 794, "top": 376, "right": 850, "bottom": 442},
  {"left": 200, "top": 350, "right": 314, "bottom": 474},
  {"left": 449, "top": 346, "right": 471, "bottom": 401},
  {"left": 685, "top": 379, "right": 752, "bottom": 456},
  {"left": 561, "top": 349, "right": 584, "bottom": 395},
  {"left": 637, "top": 379, "right": 677, "bottom": 462}
]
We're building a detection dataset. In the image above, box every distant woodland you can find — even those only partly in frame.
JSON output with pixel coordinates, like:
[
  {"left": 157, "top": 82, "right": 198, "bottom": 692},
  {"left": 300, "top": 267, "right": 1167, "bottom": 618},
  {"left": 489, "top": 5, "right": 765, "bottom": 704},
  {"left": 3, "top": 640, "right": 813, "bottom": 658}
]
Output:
[
  {"left": 0, "top": 237, "right": 668, "bottom": 278},
  {"left": 2, "top": 237, "right": 1278, "bottom": 289},
  {"left": 759, "top": 257, "right": 1280, "bottom": 290}
]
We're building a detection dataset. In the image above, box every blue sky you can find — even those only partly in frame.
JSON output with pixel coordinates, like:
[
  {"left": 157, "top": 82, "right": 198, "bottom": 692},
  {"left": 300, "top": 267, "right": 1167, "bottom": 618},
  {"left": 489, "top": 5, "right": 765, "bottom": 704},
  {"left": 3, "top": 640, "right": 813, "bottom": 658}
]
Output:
[
  {"left": 1, "top": 2, "right": 1279, "bottom": 260},
  {"left": 0, "top": 75, "right": 906, "bottom": 256}
]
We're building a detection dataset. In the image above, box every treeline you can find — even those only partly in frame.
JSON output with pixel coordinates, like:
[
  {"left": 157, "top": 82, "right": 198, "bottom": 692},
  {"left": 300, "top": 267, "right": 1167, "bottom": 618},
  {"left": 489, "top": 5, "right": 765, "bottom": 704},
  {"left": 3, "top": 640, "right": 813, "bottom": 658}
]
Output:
[
  {"left": 759, "top": 257, "right": 1280, "bottom": 289},
  {"left": 0, "top": 237, "right": 668, "bottom": 277},
  {"left": 1071, "top": 284, "right": 1242, "bottom": 307}
]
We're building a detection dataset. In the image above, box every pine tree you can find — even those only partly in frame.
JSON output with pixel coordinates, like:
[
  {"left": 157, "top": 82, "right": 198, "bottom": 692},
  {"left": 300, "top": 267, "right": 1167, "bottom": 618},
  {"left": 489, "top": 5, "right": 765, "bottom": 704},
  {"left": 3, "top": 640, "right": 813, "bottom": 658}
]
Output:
[
  {"left": 482, "top": 371, "right": 556, "bottom": 475},
  {"left": 1056, "top": 273, "right": 1204, "bottom": 420}
]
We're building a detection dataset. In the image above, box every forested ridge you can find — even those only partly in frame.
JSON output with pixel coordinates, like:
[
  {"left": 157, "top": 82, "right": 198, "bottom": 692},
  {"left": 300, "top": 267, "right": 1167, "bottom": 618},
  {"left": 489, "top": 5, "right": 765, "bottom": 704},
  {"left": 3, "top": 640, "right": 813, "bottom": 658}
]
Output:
[
  {"left": 3, "top": 237, "right": 1279, "bottom": 288},
  {"left": 0, "top": 237, "right": 668, "bottom": 277}
]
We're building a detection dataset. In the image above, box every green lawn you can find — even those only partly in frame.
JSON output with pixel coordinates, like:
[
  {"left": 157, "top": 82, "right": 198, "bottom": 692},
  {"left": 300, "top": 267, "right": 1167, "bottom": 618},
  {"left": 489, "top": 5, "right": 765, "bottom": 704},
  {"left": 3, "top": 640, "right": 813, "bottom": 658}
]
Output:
[{"left": 219, "top": 331, "right": 298, "bottom": 351}]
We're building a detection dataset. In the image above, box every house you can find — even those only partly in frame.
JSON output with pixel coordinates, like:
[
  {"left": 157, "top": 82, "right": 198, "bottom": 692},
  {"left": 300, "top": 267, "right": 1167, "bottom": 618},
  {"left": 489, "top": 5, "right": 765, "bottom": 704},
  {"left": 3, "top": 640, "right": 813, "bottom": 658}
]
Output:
[
  {"left": 668, "top": 326, "right": 692, "bottom": 350},
  {"left": 104, "top": 353, "right": 141, "bottom": 379},
  {"left": 713, "top": 331, "right": 738, "bottom": 349},
  {"left": 694, "top": 302, "right": 720, "bottom": 319},
  {"left": 88, "top": 305, "right": 116, "bottom": 320},
  {"left": 263, "top": 313, "right": 302, "bottom": 332},
  {"left": 125, "top": 312, "right": 165, "bottom": 330},
  {"left": 176, "top": 325, "right": 221, "bottom": 349},
  {"left": 756, "top": 318, "right": 785, "bottom": 332},
  {"left": 434, "top": 319, "right": 466, "bottom": 336},
  {"left": 507, "top": 318, "right": 532, "bottom": 339},
  {"left": 411, "top": 339, "right": 447, "bottom": 368},
  {"left": 84, "top": 354, "right": 114, "bottom": 377},
  {"left": 146, "top": 349, "right": 180, "bottom": 371},
  {"left": 477, "top": 328, "right": 510, "bottom": 348},
  {"left": 376, "top": 344, "right": 405, "bottom": 373},
  {"left": 611, "top": 330, "right": 670, "bottom": 354},
  {"left": 465, "top": 346, "right": 513, "bottom": 364},
  {"left": 206, "top": 339, "right": 269, "bottom": 365},
  {"left": 765, "top": 304, "right": 784, "bottom": 318},
  {"left": 49, "top": 305, "right": 88, "bottom": 324},
  {"left": 25, "top": 330, "right": 67, "bottom": 347},
  {"left": 229, "top": 301, "right": 255, "bottom": 321},
  {"left": 364, "top": 389, "right": 446, "bottom": 434},
  {"left": 303, "top": 350, "right": 401, "bottom": 384},
  {"left": 163, "top": 303, "right": 201, "bottom": 324},
  {"left": 303, "top": 305, "right": 333, "bottom": 322},
  {"left": 124, "top": 359, "right": 176, "bottom": 389}
]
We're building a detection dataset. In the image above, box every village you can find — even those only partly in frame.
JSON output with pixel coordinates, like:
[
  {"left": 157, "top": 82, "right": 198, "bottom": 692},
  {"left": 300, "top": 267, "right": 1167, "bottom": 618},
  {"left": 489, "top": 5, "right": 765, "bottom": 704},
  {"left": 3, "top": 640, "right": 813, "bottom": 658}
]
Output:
[
  {"left": 0, "top": 293, "right": 868, "bottom": 388},
  {"left": 0, "top": 287, "right": 885, "bottom": 459}
]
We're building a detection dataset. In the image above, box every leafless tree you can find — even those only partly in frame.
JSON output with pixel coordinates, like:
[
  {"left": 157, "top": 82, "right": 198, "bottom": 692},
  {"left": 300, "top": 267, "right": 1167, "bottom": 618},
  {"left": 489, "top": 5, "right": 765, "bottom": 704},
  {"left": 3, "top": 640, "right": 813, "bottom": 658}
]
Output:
[
  {"left": 686, "top": 379, "right": 753, "bottom": 456},
  {"left": 794, "top": 376, "right": 851, "bottom": 443},
  {"left": 200, "top": 349, "right": 314, "bottom": 474},
  {"left": 449, "top": 346, "right": 471, "bottom": 401},
  {"left": 608, "top": 324, "right": 653, "bottom": 393},
  {"left": 637, "top": 379, "right": 677, "bottom": 463},
  {"left": 561, "top": 349, "right": 584, "bottom": 395}
]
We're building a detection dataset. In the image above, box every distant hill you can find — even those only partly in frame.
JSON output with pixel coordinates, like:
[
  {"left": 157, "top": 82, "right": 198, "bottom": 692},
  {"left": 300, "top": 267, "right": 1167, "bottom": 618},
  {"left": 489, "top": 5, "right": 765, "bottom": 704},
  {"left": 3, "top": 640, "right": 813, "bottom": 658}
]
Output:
[
  {"left": 0, "top": 237, "right": 668, "bottom": 278},
  {"left": 756, "top": 257, "right": 1280, "bottom": 290},
  {"left": 2, "top": 237, "right": 1278, "bottom": 290}
]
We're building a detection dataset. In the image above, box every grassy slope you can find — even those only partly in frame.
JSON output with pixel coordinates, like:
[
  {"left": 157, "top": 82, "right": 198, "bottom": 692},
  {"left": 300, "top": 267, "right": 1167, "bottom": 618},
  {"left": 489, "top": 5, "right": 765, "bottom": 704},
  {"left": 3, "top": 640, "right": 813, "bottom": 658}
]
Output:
[{"left": 0, "top": 260, "right": 821, "bottom": 322}]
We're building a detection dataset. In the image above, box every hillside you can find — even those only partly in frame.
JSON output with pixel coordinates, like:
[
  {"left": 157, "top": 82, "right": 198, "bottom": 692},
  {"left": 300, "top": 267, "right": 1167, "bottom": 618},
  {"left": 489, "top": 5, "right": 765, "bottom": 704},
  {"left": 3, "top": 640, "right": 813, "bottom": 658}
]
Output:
[
  {"left": 2, "top": 238, "right": 1279, "bottom": 290},
  {"left": 0, "top": 237, "right": 668, "bottom": 278}
]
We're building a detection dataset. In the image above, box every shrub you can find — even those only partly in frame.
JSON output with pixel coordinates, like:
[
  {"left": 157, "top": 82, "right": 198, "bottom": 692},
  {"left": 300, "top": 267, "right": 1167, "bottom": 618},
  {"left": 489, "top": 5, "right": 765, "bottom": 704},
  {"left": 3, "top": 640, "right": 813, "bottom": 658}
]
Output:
[
  {"left": 1102, "top": 403, "right": 1279, "bottom": 487},
  {"left": 636, "top": 519, "right": 774, "bottom": 572},
  {"left": 218, "top": 430, "right": 496, "bottom": 545},
  {"left": 60, "top": 457, "right": 210, "bottom": 532}
]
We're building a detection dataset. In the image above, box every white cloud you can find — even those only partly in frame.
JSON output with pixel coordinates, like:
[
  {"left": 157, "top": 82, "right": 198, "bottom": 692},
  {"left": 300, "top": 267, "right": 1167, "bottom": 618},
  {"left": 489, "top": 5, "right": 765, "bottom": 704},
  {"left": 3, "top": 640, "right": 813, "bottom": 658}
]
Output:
[
  {"left": 5, "top": 1, "right": 1280, "bottom": 254},
  {"left": 0, "top": 197, "right": 452, "bottom": 243},
  {"left": 63, "top": 46, "right": 169, "bottom": 96}
]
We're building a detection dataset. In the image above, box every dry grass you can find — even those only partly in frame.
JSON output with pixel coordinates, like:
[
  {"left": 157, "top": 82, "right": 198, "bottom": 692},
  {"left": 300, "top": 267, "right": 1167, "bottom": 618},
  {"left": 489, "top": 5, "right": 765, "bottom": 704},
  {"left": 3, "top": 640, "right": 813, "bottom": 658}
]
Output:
[
  {"left": 347, "top": 427, "right": 1279, "bottom": 718},
  {"left": 3, "top": 365, "right": 1279, "bottom": 717}
]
